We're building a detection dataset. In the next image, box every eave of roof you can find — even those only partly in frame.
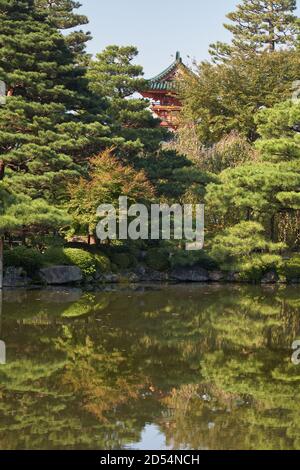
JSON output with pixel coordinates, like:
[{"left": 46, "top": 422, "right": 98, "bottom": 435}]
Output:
[{"left": 146, "top": 51, "right": 186, "bottom": 92}]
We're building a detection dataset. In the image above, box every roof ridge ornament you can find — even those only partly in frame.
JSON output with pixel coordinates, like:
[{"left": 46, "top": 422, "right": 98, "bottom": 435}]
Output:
[{"left": 175, "top": 51, "right": 182, "bottom": 62}]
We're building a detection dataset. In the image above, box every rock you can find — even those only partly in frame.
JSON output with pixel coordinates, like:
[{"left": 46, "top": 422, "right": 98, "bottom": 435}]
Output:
[
  {"left": 170, "top": 266, "right": 209, "bottom": 282},
  {"left": 134, "top": 266, "right": 169, "bottom": 282},
  {"left": 261, "top": 270, "right": 279, "bottom": 284},
  {"left": 39, "top": 266, "right": 82, "bottom": 285},
  {"left": 208, "top": 270, "right": 224, "bottom": 282},
  {"left": 97, "top": 273, "right": 121, "bottom": 283},
  {"left": 225, "top": 271, "right": 241, "bottom": 282},
  {"left": 3, "top": 267, "right": 30, "bottom": 287}
]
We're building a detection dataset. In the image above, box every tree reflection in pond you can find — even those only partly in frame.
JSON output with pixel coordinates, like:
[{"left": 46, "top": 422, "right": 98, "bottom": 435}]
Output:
[{"left": 0, "top": 284, "right": 300, "bottom": 450}]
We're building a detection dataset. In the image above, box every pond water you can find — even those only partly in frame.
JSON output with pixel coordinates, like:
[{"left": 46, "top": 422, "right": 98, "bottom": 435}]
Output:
[{"left": 0, "top": 284, "right": 300, "bottom": 450}]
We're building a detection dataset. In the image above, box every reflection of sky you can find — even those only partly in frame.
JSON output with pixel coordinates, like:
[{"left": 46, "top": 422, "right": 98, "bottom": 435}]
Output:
[{"left": 126, "top": 424, "right": 171, "bottom": 451}]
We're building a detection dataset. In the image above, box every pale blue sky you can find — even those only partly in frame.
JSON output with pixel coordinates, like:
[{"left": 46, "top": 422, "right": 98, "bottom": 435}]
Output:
[{"left": 78, "top": 0, "right": 300, "bottom": 78}]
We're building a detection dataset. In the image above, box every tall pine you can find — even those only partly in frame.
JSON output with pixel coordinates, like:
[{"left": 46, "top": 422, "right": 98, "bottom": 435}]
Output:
[
  {"left": 35, "top": 0, "right": 92, "bottom": 58},
  {"left": 210, "top": 0, "right": 298, "bottom": 62},
  {"left": 87, "top": 45, "right": 166, "bottom": 161},
  {"left": 0, "top": 0, "right": 111, "bottom": 205}
]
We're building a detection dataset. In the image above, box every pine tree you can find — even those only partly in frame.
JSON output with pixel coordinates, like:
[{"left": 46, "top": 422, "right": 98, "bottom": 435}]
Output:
[
  {"left": 34, "top": 0, "right": 92, "bottom": 58},
  {"left": 210, "top": 0, "right": 298, "bottom": 62},
  {"left": 205, "top": 100, "right": 300, "bottom": 249},
  {"left": 0, "top": 0, "right": 111, "bottom": 204},
  {"left": 87, "top": 45, "right": 166, "bottom": 160},
  {"left": 35, "top": 0, "right": 88, "bottom": 29},
  {"left": 0, "top": 166, "right": 68, "bottom": 288},
  {"left": 0, "top": 0, "right": 114, "bottom": 280}
]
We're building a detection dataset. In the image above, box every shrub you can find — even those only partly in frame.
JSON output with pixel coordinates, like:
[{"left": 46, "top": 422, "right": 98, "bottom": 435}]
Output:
[
  {"left": 4, "top": 246, "right": 43, "bottom": 275},
  {"left": 209, "top": 222, "right": 284, "bottom": 265},
  {"left": 170, "top": 250, "right": 218, "bottom": 270},
  {"left": 94, "top": 253, "right": 111, "bottom": 273},
  {"left": 110, "top": 252, "right": 137, "bottom": 270},
  {"left": 42, "top": 247, "right": 69, "bottom": 266},
  {"left": 282, "top": 255, "right": 300, "bottom": 282},
  {"left": 239, "top": 254, "right": 282, "bottom": 282},
  {"left": 145, "top": 248, "right": 170, "bottom": 271},
  {"left": 43, "top": 247, "right": 102, "bottom": 277},
  {"left": 62, "top": 248, "right": 97, "bottom": 276}
]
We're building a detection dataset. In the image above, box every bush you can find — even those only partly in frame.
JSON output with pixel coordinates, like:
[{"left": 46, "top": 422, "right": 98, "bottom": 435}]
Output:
[
  {"left": 62, "top": 248, "right": 97, "bottom": 276},
  {"left": 43, "top": 247, "right": 110, "bottom": 276},
  {"left": 145, "top": 248, "right": 170, "bottom": 271},
  {"left": 42, "top": 247, "right": 69, "bottom": 266},
  {"left": 170, "top": 250, "right": 218, "bottom": 270},
  {"left": 110, "top": 252, "right": 137, "bottom": 270},
  {"left": 239, "top": 254, "right": 282, "bottom": 282},
  {"left": 4, "top": 246, "right": 44, "bottom": 275},
  {"left": 282, "top": 255, "right": 300, "bottom": 282},
  {"left": 94, "top": 253, "right": 111, "bottom": 273}
]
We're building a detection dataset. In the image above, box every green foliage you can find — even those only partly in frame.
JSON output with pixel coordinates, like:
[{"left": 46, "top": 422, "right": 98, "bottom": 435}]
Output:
[
  {"left": 255, "top": 100, "right": 300, "bottom": 162},
  {"left": 135, "top": 149, "right": 213, "bottom": 202},
  {"left": 43, "top": 247, "right": 111, "bottom": 276},
  {"left": 110, "top": 252, "right": 136, "bottom": 270},
  {"left": 209, "top": 0, "right": 298, "bottom": 62},
  {"left": 87, "top": 45, "right": 166, "bottom": 159},
  {"left": 68, "top": 149, "right": 155, "bottom": 237},
  {"left": 145, "top": 248, "right": 170, "bottom": 272},
  {"left": 239, "top": 253, "right": 283, "bottom": 282},
  {"left": 58, "top": 248, "right": 96, "bottom": 276},
  {"left": 0, "top": 0, "right": 111, "bottom": 209},
  {"left": 42, "top": 246, "right": 69, "bottom": 266},
  {"left": 209, "top": 222, "right": 284, "bottom": 267},
  {"left": 94, "top": 252, "right": 111, "bottom": 273},
  {"left": 34, "top": 0, "right": 91, "bottom": 59},
  {"left": 170, "top": 249, "right": 218, "bottom": 270},
  {"left": 180, "top": 51, "right": 300, "bottom": 145},
  {"left": 4, "top": 246, "right": 43, "bottom": 274},
  {"left": 282, "top": 255, "right": 300, "bottom": 281}
]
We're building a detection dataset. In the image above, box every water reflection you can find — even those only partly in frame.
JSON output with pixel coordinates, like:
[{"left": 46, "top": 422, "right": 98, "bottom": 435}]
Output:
[{"left": 0, "top": 284, "right": 300, "bottom": 450}]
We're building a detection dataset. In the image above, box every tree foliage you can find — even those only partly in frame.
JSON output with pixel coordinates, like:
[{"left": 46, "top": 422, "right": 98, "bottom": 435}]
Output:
[{"left": 209, "top": 0, "right": 298, "bottom": 62}]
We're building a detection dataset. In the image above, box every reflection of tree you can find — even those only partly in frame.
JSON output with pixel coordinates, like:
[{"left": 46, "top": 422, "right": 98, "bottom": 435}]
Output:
[{"left": 0, "top": 285, "right": 300, "bottom": 449}]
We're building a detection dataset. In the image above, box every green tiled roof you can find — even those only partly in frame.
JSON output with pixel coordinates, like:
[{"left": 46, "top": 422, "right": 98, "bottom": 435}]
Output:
[{"left": 147, "top": 51, "right": 184, "bottom": 92}]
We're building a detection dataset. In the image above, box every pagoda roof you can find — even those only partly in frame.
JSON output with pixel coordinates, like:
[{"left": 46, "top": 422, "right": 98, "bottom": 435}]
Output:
[{"left": 146, "top": 51, "right": 187, "bottom": 91}]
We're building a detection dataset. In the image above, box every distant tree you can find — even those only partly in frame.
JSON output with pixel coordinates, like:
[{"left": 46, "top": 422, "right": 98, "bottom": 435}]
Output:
[
  {"left": 180, "top": 50, "right": 300, "bottom": 145},
  {"left": 209, "top": 0, "right": 298, "bottom": 62}
]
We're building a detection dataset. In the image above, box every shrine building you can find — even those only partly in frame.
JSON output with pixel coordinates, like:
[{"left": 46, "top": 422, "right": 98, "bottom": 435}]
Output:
[{"left": 141, "top": 51, "right": 188, "bottom": 131}]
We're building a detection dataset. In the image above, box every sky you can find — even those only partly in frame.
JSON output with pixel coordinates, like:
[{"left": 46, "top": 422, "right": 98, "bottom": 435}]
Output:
[{"left": 78, "top": 0, "right": 300, "bottom": 78}]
